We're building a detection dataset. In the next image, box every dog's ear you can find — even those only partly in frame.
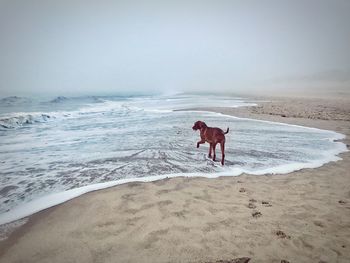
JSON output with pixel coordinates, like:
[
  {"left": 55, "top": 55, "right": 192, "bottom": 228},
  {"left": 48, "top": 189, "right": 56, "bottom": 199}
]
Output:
[{"left": 198, "top": 121, "right": 206, "bottom": 128}]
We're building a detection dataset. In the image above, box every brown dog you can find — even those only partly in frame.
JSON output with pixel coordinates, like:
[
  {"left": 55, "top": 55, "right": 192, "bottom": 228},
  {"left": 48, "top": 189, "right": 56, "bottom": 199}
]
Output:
[{"left": 192, "top": 121, "right": 229, "bottom": 165}]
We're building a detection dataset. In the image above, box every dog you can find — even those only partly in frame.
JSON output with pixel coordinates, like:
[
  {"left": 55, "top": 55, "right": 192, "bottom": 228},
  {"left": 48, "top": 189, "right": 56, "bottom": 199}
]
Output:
[{"left": 192, "top": 121, "right": 229, "bottom": 165}]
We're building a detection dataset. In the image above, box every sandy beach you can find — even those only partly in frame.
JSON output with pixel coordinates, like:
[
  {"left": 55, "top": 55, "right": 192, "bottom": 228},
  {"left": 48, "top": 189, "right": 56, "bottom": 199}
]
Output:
[{"left": 0, "top": 95, "right": 349, "bottom": 263}]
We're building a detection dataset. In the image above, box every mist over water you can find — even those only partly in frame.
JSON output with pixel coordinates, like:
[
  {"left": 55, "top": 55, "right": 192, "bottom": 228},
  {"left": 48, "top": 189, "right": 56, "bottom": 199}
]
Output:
[
  {"left": 1, "top": 1, "right": 350, "bottom": 97},
  {"left": 0, "top": 95, "right": 347, "bottom": 223}
]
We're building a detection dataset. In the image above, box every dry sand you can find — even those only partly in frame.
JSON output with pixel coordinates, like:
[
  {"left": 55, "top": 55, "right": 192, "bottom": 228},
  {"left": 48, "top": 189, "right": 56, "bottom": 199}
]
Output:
[{"left": 0, "top": 95, "right": 349, "bottom": 263}]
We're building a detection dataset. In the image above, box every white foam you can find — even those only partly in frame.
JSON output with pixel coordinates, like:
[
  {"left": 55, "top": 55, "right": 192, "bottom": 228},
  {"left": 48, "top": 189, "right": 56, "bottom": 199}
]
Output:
[
  {"left": 0, "top": 136, "right": 347, "bottom": 226},
  {"left": 193, "top": 110, "right": 347, "bottom": 139},
  {"left": 0, "top": 218, "right": 28, "bottom": 241}
]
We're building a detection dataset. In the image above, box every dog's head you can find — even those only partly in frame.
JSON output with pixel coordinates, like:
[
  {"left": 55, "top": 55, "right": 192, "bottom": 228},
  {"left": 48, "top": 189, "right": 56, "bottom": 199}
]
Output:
[{"left": 192, "top": 121, "right": 207, "bottom": 131}]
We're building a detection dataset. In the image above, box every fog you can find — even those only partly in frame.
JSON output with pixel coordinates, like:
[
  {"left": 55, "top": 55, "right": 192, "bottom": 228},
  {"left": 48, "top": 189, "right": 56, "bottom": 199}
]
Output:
[{"left": 0, "top": 0, "right": 349, "bottom": 97}]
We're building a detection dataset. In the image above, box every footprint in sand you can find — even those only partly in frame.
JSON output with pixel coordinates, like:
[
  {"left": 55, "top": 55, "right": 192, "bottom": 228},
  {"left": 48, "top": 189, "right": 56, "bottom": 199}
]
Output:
[
  {"left": 275, "top": 230, "right": 291, "bottom": 239},
  {"left": 262, "top": 201, "right": 272, "bottom": 207},
  {"left": 247, "top": 203, "right": 256, "bottom": 209},
  {"left": 313, "top": 220, "right": 325, "bottom": 228},
  {"left": 252, "top": 211, "right": 262, "bottom": 218}
]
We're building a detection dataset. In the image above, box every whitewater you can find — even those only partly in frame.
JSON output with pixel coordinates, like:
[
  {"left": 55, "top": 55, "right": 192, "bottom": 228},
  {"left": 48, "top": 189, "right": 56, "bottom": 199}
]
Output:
[{"left": 0, "top": 94, "right": 347, "bottom": 225}]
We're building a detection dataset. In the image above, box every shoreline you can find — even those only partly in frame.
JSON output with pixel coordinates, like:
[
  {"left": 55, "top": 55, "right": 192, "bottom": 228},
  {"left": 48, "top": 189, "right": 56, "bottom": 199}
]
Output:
[
  {"left": 0, "top": 109, "right": 347, "bottom": 227},
  {"left": 1, "top": 95, "right": 350, "bottom": 263}
]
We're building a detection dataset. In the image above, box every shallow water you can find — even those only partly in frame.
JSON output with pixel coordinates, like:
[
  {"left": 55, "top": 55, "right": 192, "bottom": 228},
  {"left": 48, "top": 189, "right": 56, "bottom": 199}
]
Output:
[{"left": 0, "top": 94, "right": 347, "bottom": 223}]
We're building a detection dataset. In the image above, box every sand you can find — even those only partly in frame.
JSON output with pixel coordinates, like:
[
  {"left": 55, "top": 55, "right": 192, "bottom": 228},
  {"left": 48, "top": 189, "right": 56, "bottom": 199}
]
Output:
[{"left": 0, "top": 95, "right": 349, "bottom": 263}]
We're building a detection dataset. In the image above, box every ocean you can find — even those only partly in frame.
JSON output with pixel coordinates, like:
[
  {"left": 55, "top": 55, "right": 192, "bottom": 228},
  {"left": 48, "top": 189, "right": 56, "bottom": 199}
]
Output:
[{"left": 0, "top": 94, "right": 347, "bottom": 224}]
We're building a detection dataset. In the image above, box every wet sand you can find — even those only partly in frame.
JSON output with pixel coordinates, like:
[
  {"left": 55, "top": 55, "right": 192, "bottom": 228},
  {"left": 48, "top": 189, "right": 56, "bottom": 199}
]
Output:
[{"left": 0, "top": 95, "right": 349, "bottom": 263}]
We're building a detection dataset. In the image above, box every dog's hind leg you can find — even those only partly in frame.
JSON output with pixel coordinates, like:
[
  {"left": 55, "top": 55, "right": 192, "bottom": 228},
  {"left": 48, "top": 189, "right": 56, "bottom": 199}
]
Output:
[{"left": 220, "top": 142, "right": 225, "bottom": 165}]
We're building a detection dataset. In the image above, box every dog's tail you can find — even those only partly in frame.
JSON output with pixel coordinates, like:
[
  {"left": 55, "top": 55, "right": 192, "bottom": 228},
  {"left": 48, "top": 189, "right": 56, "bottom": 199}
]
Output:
[{"left": 224, "top": 127, "right": 229, "bottom": 134}]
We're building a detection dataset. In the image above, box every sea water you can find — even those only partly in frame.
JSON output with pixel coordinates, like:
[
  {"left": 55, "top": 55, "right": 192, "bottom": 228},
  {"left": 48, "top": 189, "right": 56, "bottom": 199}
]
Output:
[{"left": 0, "top": 94, "right": 347, "bottom": 224}]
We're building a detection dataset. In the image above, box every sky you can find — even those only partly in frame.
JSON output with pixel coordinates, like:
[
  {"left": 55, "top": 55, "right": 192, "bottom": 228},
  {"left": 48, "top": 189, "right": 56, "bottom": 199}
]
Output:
[{"left": 0, "top": 0, "right": 349, "bottom": 97}]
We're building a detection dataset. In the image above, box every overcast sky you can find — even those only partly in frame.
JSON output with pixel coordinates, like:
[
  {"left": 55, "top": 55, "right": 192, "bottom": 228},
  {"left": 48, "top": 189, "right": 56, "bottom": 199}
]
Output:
[{"left": 0, "top": 0, "right": 349, "bottom": 97}]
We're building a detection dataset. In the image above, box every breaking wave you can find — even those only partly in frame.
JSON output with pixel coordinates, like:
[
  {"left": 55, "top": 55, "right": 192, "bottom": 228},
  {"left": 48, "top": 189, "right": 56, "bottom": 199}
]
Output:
[{"left": 0, "top": 113, "right": 53, "bottom": 129}]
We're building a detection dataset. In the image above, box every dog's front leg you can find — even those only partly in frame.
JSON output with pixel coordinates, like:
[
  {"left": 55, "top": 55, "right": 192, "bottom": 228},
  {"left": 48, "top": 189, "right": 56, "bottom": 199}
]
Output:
[
  {"left": 212, "top": 143, "right": 217, "bottom": 161},
  {"left": 208, "top": 143, "right": 213, "bottom": 158},
  {"left": 197, "top": 140, "right": 205, "bottom": 148}
]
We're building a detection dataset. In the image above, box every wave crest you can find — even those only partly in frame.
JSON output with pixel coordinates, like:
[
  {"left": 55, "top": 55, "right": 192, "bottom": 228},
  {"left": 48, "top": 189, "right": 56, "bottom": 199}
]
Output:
[
  {"left": 0, "top": 113, "right": 52, "bottom": 129},
  {"left": 0, "top": 96, "right": 31, "bottom": 106},
  {"left": 49, "top": 96, "right": 68, "bottom": 103}
]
